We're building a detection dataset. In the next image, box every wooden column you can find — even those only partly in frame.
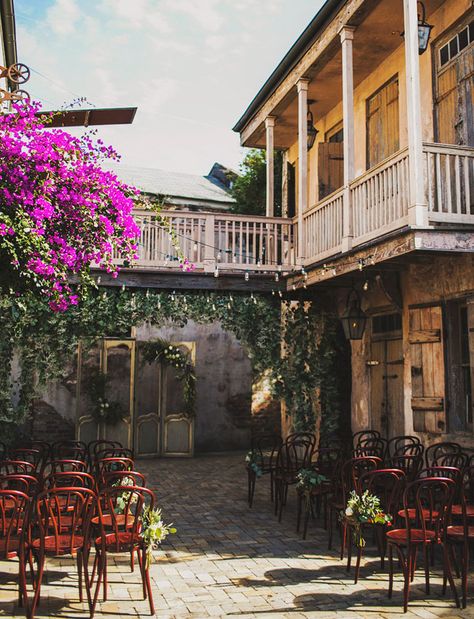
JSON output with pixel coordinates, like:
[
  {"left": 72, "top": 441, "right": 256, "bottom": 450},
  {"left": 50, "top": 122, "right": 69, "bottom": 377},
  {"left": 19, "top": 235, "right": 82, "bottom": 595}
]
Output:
[
  {"left": 265, "top": 116, "right": 275, "bottom": 217},
  {"left": 297, "top": 78, "right": 309, "bottom": 261},
  {"left": 340, "top": 25, "right": 356, "bottom": 251},
  {"left": 403, "top": 0, "right": 428, "bottom": 227}
]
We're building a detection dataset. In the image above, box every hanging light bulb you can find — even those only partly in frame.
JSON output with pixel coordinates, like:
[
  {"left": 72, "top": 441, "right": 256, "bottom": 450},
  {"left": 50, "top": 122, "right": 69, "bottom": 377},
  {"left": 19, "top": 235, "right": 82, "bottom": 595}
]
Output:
[
  {"left": 363, "top": 280, "right": 369, "bottom": 291},
  {"left": 278, "top": 290, "right": 283, "bottom": 298},
  {"left": 233, "top": 254, "right": 237, "bottom": 263},
  {"left": 274, "top": 272, "right": 279, "bottom": 282},
  {"left": 292, "top": 284, "right": 296, "bottom": 291},
  {"left": 245, "top": 271, "right": 249, "bottom": 281},
  {"left": 212, "top": 303, "right": 216, "bottom": 311},
  {"left": 214, "top": 265, "right": 219, "bottom": 278},
  {"left": 272, "top": 290, "right": 275, "bottom": 296},
  {"left": 217, "top": 251, "right": 222, "bottom": 261}
]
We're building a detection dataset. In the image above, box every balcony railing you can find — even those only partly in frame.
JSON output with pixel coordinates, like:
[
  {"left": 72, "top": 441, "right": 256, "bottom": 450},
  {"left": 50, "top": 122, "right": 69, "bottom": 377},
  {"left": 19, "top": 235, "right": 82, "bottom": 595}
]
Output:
[
  {"left": 130, "top": 210, "right": 295, "bottom": 272},
  {"left": 113, "top": 143, "right": 474, "bottom": 275}
]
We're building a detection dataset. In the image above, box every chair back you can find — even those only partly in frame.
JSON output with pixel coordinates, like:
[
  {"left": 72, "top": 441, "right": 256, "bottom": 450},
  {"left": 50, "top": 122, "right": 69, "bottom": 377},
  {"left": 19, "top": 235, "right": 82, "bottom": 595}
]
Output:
[
  {"left": 94, "top": 486, "right": 155, "bottom": 553},
  {"left": 9, "top": 448, "right": 44, "bottom": 472},
  {"left": 250, "top": 434, "right": 282, "bottom": 468},
  {"left": 99, "top": 447, "right": 134, "bottom": 460},
  {"left": 425, "top": 442, "right": 461, "bottom": 467},
  {"left": 52, "top": 441, "right": 88, "bottom": 461},
  {"left": 341, "top": 456, "right": 382, "bottom": 498},
  {"left": 313, "top": 448, "right": 343, "bottom": 480},
  {"left": 0, "top": 474, "right": 38, "bottom": 495},
  {"left": 353, "top": 437, "right": 386, "bottom": 459},
  {"left": 386, "top": 435, "right": 421, "bottom": 460},
  {"left": 401, "top": 477, "right": 455, "bottom": 542},
  {"left": 388, "top": 454, "right": 422, "bottom": 481},
  {"left": 97, "top": 457, "right": 134, "bottom": 482},
  {"left": 0, "top": 460, "right": 36, "bottom": 476},
  {"left": 34, "top": 487, "right": 96, "bottom": 554},
  {"left": 276, "top": 439, "right": 313, "bottom": 477},
  {"left": 49, "top": 459, "right": 87, "bottom": 473},
  {"left": 44, "top": 471, "right": 96, "bottom": 491},
  {"left": 0, "top": 489, "right": 30, "bottom": 559},
  {"left": 359, "top": 468, "right": 405, "bottom": 516},
  {"left": 353, "top": 430, "right": 380, "bottom": 448},
  {"left": 432, "top": 452, "right": 468, "bottom": 470}
]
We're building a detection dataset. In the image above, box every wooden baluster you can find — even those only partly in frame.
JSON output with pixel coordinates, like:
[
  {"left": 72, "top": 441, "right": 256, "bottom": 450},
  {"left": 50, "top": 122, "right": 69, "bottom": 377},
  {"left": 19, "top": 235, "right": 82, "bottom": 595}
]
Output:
[
  {"left": 464, "top": 155, "right": 471, "bottom": 215},
  {"left": 454, "top": 155, "right": 461, "bottom": 215},
  {"left": 445, "top": 154, "right": 452, "bottom": 214}
]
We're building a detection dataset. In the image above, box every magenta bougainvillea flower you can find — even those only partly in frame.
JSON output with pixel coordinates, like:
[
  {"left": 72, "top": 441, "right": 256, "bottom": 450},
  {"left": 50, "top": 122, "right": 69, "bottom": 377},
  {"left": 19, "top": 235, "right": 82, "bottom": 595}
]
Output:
[{"left": 0, "top": 101, "right": 140, "bottom": 311}]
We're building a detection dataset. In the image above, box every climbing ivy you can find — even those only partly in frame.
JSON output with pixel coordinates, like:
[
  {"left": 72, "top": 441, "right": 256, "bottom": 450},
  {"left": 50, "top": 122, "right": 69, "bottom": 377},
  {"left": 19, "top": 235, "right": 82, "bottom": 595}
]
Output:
[{"left": 0, "top": 287, "right": 348, "bottom": 445}]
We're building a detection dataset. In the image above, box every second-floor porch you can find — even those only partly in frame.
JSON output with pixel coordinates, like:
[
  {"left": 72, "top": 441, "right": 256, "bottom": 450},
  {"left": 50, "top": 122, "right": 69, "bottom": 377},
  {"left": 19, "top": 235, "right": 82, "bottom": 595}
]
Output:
[{"left": 112, "top": 141, "right": 473, "bottom": 284}]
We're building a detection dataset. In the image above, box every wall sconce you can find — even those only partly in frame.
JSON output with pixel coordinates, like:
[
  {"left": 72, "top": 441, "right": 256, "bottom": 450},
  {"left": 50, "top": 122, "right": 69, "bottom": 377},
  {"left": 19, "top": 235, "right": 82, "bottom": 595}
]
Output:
[
  {"left": 341, "top": 288, "right": 367, "bottom": 340},
  {"left": 307, "top": 106, "right": 318, "bottom": 150}
]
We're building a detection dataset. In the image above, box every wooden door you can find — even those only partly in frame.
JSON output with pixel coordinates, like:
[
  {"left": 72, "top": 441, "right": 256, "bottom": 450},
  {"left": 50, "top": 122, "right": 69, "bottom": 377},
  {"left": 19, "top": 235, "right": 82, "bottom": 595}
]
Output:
[
  {"left": 76, "top": 339, "right": 135, "bottom": 449},
  {"left": 366, "top": 76, "right": 399, "bottom": 169},
  {"left": 435, "top": 15, "right": 474, "bottom": 146},
  {"left": 134, "top": 342, "right": 161, "bottom": 457},
  {"left": 370, "top": 337, "right": 404, "bottom": 438},
  {"left": 318, "top": 142, "right": 344, "bottom": 200},
  {"left": 409, "top": 306, "right": 446, "bottom": 434}
]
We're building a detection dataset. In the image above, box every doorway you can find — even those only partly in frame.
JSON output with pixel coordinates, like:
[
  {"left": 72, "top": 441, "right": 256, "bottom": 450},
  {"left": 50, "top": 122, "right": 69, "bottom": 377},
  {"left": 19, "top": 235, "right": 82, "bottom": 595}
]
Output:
[{"left": 369, "top": 313, "right": 404, "bottom": 438}]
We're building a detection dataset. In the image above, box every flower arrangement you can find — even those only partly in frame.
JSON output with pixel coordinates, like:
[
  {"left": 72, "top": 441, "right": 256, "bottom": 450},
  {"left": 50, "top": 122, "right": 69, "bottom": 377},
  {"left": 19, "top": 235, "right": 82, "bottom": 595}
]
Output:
[
  {"left": 142, "top": 339, "right": 196, "bottom": 417},
  {"left": 296, "top": 468, "right": 328, "bottom": 493},
  {"left": 140, "top": 505, "right": 176, "bottom": 567},
  {"left": 113, "top": 476, "right": 137, "bottom": 514},
  {"left": 341, "top": 490, "right": 393, "bottom": 547},
  {"left": 245, "top": 450, "right": 263, "bottom": 477}
]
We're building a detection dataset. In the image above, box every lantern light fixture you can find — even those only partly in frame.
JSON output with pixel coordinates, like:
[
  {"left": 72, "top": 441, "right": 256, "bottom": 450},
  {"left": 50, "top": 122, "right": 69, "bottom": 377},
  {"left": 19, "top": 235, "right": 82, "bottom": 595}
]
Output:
[
  {"left": 307, "top": 104, "right": 318, "bottom": 150},
  {"left": 417, "top": 1, "right": 433, "bottom": 54},
  {"left": 341, "top": 288, "right": 367, "bottom": 340}
]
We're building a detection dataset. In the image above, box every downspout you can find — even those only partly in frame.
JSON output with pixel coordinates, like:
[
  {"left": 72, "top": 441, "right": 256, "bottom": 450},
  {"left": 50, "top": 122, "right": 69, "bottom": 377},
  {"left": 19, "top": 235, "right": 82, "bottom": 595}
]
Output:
[{"left": 0, "top": 0, "right": 18, "bottom": 90}]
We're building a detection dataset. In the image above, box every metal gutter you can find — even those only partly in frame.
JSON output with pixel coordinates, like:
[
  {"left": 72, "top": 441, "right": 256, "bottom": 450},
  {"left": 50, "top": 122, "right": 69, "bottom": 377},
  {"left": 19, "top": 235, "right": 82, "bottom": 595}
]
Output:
[
  {"left": 0, "top": 0, "right": 18, "bottom": 82},
  {"left": 232, "top": 0, "right": 345, "bottom": 134}
]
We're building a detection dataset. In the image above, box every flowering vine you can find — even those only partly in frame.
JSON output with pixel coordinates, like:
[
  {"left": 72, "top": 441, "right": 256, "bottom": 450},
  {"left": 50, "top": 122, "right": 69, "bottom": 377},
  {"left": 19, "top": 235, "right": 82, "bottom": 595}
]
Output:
[{"left": 0, "top": 101, "right": 140, "bottom": 310}]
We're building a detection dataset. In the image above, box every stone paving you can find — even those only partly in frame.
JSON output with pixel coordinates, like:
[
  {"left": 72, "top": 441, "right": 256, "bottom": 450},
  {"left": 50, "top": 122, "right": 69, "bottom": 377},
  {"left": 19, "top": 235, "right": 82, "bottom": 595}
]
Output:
[{"left": 0, "top": 452, "right": 473, "bottom": 618}]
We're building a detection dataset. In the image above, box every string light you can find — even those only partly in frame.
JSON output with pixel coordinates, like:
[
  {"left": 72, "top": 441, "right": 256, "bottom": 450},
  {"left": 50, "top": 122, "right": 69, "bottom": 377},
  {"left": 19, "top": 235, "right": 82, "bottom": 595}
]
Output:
[
  {"left": 244, "top": 271, "right": 249, "bottom": 281},
  {"left": 214, "top": 265, "right": 219, "bottom": 278},
  {"left": 363, "top": 280, "right": 369, "bottom": 291},
  {"left": 274, "top": 272, "right": 279, "bottom": 282}
]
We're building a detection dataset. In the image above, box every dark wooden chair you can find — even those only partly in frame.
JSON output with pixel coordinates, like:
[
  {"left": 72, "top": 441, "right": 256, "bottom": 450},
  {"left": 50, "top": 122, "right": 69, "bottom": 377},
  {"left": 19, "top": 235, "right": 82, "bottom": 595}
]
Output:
[{"left": 247, "top": 433, "right": 282, "bottom": 508}]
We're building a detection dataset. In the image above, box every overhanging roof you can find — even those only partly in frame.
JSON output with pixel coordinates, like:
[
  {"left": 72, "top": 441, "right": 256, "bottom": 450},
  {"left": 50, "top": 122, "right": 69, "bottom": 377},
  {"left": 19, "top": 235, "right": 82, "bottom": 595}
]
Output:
[
  {"left": 38, "top": 107, "right": 137, "bottom": 128},
  {"left": 232, "top": 0, "right": 345, "bottom": 134}
]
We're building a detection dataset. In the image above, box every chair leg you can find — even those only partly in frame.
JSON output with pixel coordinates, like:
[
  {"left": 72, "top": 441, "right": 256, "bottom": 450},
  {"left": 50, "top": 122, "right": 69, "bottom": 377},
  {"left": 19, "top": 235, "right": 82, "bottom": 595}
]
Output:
[
  {"left": 423, "top": 544, "right": 430, "bottom": 594},
  {"left": 354, "top": 545, "right": 363, "bottom": 584},
  {"left": 90, "top": 551, "right": 106, "bottom": 619},
  {"left": 462, "top": 540, "right": 469, "bottom": 609},
  {"left": 403, "top": 548, "right": 412, "bottom": 613},
  {"left": 30, "top": 555, "right": 45, "bottom": 619},
  {"left": 388, "top": 544, "right": 394, "bottom": 599},
  {"left": 328, "top": 507, "right": 333, "bottom": 550},
  {"left": 142, "top": 548, "right": 155, "bottom": 615},
  {"left": 442, "top": 541, "right": 460, "bottom": 609},
  {"left": 341, "top": 521, "right": 347, "bottom": 561},
  {"left": 77, "top": 551, "right": 83, "bottom": 603},
  {"left": 103, "top": 554, "right": 108, "bottom": 602},
  {"left": 302, "top": 495, "right": 311, "bottom": 540},
  {"left": 296, "top": 492, "right": 302, "bottom": 533}
]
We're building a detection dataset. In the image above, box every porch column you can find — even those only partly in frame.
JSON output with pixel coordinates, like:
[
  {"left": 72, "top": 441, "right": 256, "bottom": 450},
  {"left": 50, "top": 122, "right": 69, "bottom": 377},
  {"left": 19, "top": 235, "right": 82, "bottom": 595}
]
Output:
[
  {"left": 340, "top": 25, "right": 356, "bottom": 252},
  {"left": 265, "top": 116, "right": 275, "bottom": 217},
  {"left": 297, "top": 78, "right": 309, "bottom": 261},
  {"left": 403, "top": 0, "right": 428, "bottom": 227}
]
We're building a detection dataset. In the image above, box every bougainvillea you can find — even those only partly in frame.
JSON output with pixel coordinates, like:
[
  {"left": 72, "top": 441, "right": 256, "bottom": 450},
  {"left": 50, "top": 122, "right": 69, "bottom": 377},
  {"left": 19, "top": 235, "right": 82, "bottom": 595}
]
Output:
[{"left": 0, "top": 101, "right": 140, "bottom": 310}]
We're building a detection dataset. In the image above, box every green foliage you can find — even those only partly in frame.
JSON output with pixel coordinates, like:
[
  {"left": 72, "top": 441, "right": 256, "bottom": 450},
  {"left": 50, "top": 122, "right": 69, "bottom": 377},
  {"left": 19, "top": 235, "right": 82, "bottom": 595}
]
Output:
[
  {"left": 231, "top": 149, "right": 283, "bottom": 216},
  {"left": 341, "top": 490, "right": 393, "bottom": 547},
  {"left": 85, "top": 371, "right": 127, "bottom": 425},
  {"left": 0, "top": 287, "right": 347, "bottom": 446},
  {"left": 296, "top": 469, "right": 328, "bottom": 493},
  {"left": 140, "top": 505, "right": 176, "bottom": 567},
  {"left": 141, "top": 339, "right": 196, "bottom": 417}
]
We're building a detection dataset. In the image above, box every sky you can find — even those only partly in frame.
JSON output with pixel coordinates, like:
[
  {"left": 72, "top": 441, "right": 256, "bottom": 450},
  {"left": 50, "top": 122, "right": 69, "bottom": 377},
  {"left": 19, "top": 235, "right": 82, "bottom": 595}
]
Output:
[{"left": 15, "top": 0, "right": 323, "bottom": 176}]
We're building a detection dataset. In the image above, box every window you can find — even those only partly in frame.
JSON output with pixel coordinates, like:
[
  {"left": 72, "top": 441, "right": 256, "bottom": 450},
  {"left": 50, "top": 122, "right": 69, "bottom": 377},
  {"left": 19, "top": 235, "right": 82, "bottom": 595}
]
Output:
[
  {"left": 366, "top": 76, "right": 399, "bottom": 169},
  {"left": 372, "top": 313, "right": 402, "bottom": 336},
  {"left": 439, "top": 20, "right": 474, "bottom": 67}
]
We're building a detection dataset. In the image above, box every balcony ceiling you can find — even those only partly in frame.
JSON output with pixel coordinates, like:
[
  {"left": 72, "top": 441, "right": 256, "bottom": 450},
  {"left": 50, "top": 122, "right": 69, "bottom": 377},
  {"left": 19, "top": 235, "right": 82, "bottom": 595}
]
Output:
[{"left": 246, "top": 0, "right": 444, "bottom": 149}]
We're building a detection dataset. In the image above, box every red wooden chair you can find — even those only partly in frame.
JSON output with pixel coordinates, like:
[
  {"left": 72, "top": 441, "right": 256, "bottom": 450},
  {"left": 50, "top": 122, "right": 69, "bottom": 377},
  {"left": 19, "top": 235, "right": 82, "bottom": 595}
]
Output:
[
  {"left": 87, "top": 440, "right": 120, "bottom": 473},
  {"left": 0, "top": 460, "right": 37, "bottom": 476},
  {"left": 29, "top": 487, "right": 96, "bottom": 619},
  {"left": 48, "top": 459, "right": 87, "bottom": 473},
  {"left": 346, "top": 468, "right": 405, "bottom": 583},
  {"left": 353, "top": 437, "right": 387, "bottom": 459},
  {"left": 425, "top": 442, "right": 461, "bottom": 468},
  {"left": 101, "top": 470, "right": 146, "bottom": 490},
  {"left": 52, "top": 440, "right": 88, "bottom": 461},
  {"left": 8, "top": 448, "right": 44, "bottom": 474},
  {"left": 387, "top": 454, "right": 423, "bottom": 482},
  {"left": 97, "top": 457, "right": 134, "bottom": 485},
  {"left": 0, "top": 474, "right": 38, "bottom": 497},
  {"left": 88, "top": 486, "right": 156, "bottom": 617},
  {"left": 385, "top": 436, "right": 422, "bottom": 460},
  {"left": 445, "top": 465, "right": 474, "bottom": 608},
  {"left": 0, "top": 489, "right": 30, "bottom": 613},
  {"left": 386, "top": 477, "right": 459, "bottom": 612},
  {"left": 43, "top": 471, "right": 96, "bottom": 491}
]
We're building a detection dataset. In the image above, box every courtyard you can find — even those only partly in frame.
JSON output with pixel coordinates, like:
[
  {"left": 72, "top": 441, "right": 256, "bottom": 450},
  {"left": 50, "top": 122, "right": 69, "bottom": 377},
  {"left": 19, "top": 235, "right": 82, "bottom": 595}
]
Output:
[{"left": 0, "top": 452, "right": 472, "bottom": 619}]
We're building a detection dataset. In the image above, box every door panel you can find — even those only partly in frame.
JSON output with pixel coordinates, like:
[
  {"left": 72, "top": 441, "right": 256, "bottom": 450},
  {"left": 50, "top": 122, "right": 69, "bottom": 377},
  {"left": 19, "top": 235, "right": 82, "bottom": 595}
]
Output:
[
  {"left": 318, "top": 142, "right": 344, "bottom": 200},
  {"left": 367, "top": 77, "right": 399, "bottom": 168},
  {"left": 370, "top": 335, "right": 403, "bottom": 438}
]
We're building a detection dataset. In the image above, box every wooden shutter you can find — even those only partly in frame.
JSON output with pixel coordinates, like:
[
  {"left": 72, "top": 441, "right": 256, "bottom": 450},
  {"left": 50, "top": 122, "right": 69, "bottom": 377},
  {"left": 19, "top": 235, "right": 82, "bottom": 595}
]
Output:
[
  {"left": 287, "top": 162, "right": 296, "bottom": 218},
  {"left": 367, "top": 77, "right": 399, "bottom": 168},
  {"left": 409, "top": 306, "right": 446, "bottom": 434},
  {"left": 318, "top": 142, "right": 344, "bottom": 200}
]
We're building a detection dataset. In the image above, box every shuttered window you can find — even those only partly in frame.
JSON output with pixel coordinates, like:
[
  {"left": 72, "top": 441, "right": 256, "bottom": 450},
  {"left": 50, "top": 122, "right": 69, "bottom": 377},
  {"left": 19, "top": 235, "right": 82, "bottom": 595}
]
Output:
[
  {"left": 409, "top": 305, "right": 446, "bottom": 434},
  {"left": 366, "top": 76, "right": 399, "bottom": 169}
]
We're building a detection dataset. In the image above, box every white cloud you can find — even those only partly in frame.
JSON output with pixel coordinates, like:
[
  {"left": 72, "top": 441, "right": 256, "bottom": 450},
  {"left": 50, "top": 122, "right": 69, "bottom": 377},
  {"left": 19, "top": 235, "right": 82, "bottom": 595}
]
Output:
[{"left": 46, "top": 0, "right": 80, "bottom": 35}]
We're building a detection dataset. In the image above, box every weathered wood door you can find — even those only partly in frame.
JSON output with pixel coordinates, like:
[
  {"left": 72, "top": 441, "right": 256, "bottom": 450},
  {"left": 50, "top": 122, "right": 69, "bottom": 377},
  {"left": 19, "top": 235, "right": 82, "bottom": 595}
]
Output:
[
  {"left": 366, "top": 76, "right": 399, "bottom": 169},
  {"left": 409, "top": 305, "right": 446, "bottom": 434},
  {"left": 370, "top": 337, "right": 404, "bottom": 438},
  {"left": 435, "top": 14, "right": 474, "bottom": 146},
  {"left": 318, "top": 142, "right": 344, "bottom": 200},
  {"left": 76, "top": 339, "right": 135, "bottom": 448}
]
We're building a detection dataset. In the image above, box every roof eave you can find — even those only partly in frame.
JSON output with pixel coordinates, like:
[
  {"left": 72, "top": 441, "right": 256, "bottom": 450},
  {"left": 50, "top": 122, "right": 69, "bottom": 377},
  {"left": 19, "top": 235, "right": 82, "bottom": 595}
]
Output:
[{"left": 232, "top": 0, "right": 345, "bottom": 135}]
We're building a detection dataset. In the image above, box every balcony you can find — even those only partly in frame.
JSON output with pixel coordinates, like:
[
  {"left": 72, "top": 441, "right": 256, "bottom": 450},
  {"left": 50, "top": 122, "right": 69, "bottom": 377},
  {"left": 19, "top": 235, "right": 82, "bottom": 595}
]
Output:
[{"left": 112, "top": 143, "right": 473, "bottom": 280}]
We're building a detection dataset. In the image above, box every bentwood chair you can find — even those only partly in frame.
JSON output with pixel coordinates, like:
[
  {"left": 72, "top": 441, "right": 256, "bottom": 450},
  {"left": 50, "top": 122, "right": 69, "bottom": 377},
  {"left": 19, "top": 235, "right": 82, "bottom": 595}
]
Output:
[
  {"left": 353, "top": 430, "right": 380, "bottom": 449},
  {"left": 385, "top": 436, "right": 422, "bottom": 461},
  {"left": 29, "top": 487, "right": 96, "bottom": 619},
  {"left": 346, "top": 468, "right": 405, "bottom": 583},
  {"left": 274, "top": 437, "right": 313, "bottom": 522},
  {"left": 89, "top": 486, "right": 155, "bottom": 617},
  {"left": 0, "top": 489, "right": 30, "bottom": 613},
  {"left": 425, "top": 442, "right": 461, "bottom": 468},
  {"left": 387, "top": 477, "right": 459, "bottom": 612},
  {"left": 247, "top": 433, "right": 282, "bottom": 508}
]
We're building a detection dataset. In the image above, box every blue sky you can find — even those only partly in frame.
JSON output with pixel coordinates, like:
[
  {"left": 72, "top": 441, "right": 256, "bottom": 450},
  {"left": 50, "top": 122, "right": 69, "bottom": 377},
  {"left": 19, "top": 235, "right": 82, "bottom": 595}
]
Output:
[{"left": 15, "top": 0, "right": 322, "bottom": 175}]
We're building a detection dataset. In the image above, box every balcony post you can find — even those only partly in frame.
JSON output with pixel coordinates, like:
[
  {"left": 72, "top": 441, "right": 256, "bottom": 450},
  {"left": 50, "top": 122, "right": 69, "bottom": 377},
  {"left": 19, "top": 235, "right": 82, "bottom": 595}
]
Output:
[
  {"left": 403, "top": 0, "right": 428, "bottom": 227},
  {"left": 203, "top": 213, "right": 215, "bottom": 272},
  {"left": 340, "top": 25, "right": 356, "bottom": 252},
  {"left": 297, "top": 78, "right": 309, "bottom": 262},
  {"left": 265, "top": 116, "right": 275, "bottom": 217}
]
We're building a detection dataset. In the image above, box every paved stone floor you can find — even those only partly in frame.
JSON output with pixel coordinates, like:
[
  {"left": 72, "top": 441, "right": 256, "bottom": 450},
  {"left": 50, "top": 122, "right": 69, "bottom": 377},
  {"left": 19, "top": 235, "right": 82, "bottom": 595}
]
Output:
[{"left": 0, "top": 452, "right": 473, "bottom": 618}]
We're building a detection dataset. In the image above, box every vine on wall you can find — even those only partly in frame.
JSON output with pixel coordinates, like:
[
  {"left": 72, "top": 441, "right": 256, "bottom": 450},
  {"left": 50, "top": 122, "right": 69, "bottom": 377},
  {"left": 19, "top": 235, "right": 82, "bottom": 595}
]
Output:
[{"left": 0, "top": 288, "right": 348, "bottom": 444}]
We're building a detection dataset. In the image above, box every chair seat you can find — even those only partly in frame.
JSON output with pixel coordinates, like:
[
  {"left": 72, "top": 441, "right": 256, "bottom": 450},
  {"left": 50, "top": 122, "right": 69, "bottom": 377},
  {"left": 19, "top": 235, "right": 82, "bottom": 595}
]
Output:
[
  {"left": 95, "top": 531, "right": 141, "bottom": 552},
  {"left": 450, "top": 504, "right": 474, "bottom": 518},
  {"left": 387, "top": 528, "right": 436, "bottom": 544},
  {"left": 31, "top": 534, "right": 84, "bottom": 555},
  {"left": 398, "top": 508, "right": 439, "bottom": 521},
  {"left": 91, "top": 514, "right": 136, "bottom": 528},
  {"left": 446, "top": 525, "right": 474, "bottom": 539}
]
